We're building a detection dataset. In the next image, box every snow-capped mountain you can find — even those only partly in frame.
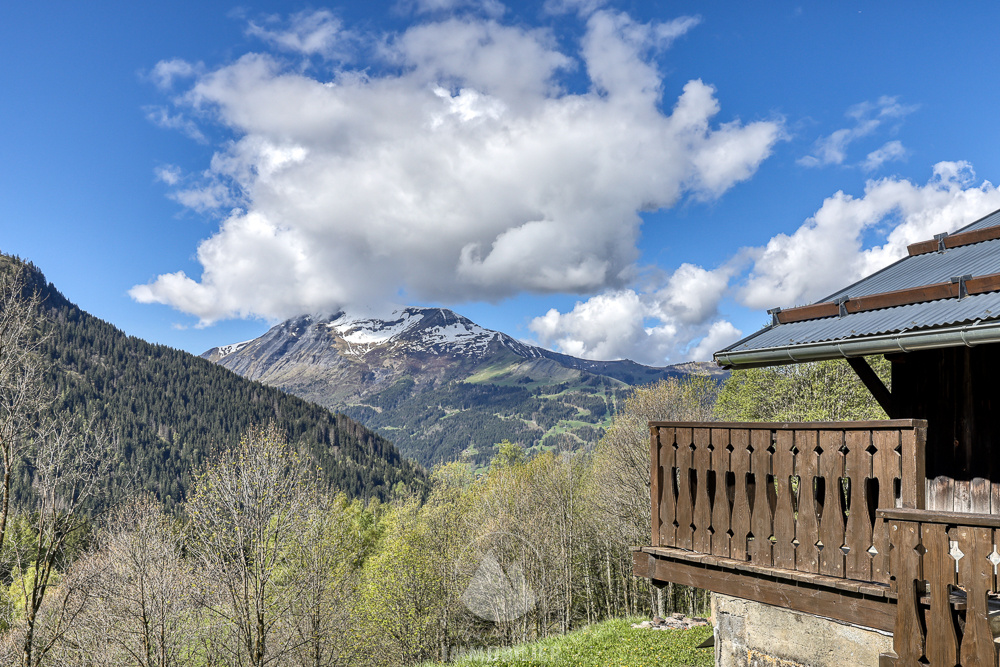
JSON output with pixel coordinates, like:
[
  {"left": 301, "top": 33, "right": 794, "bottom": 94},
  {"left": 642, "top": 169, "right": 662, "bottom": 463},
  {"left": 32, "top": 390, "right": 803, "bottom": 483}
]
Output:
[
  {"left": 322, "top": 308, "right": 540, "bottom": 360},
  {"left": 203, "top": 307, "right": 723, "bottom": 465}
]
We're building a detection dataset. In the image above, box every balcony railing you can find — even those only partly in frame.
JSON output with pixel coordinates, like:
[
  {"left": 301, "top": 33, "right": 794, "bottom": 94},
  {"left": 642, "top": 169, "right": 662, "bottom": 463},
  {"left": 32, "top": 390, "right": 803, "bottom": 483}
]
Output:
[
  {"left": 638, "top": 419, "right": 1000, "bottom": 666},
  {"left": 879, "top": 508, "right": 1000, "bottom": 666},
  {"left": 649, "top": 420, "right": 926, "bottom": 585}
]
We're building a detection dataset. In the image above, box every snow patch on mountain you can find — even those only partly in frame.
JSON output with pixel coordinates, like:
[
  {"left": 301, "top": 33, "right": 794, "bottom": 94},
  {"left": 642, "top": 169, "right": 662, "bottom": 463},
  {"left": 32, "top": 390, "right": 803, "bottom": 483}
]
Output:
[
  {"left": 215, "top": 340, "right": 255, "bottom": 359},
  {"left": 317, "top": 308, "right": 516, "bottom": 359},
  {"left": 330, "top": 310, "right": 426, "bottom": 346}
]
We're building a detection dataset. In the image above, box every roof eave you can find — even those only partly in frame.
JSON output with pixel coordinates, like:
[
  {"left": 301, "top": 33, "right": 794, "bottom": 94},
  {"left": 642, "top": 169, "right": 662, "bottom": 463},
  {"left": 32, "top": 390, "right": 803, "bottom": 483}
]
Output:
[{"left": 715, "top": 318, "right": 1000, "bottom": 369}]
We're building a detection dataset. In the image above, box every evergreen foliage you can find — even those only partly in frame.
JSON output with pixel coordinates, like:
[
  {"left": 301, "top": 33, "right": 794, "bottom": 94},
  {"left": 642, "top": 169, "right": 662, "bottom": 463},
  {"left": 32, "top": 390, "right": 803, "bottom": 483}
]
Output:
[{"left": 0, "top": 255, "right": 427, "bottom": 510}]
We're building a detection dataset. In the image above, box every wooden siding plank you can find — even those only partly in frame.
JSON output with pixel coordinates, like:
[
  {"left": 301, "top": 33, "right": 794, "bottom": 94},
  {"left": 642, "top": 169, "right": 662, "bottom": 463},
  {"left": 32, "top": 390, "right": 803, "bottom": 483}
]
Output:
[
  {"left": 900, "top": 425, "right": 925, "bottom": 509},
  {"left": 954, "top": 480, "right": 972, "bottom": 513},
  {"left": 927, "top": 476, "right": 955, "bottom": 513}
]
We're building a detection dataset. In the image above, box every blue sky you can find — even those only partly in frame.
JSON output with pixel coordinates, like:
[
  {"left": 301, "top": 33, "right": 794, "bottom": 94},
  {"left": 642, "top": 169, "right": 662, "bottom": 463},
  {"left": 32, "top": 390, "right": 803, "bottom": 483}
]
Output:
[{"left": 5, "top": 1, "right": 1000, "bottom": 365}]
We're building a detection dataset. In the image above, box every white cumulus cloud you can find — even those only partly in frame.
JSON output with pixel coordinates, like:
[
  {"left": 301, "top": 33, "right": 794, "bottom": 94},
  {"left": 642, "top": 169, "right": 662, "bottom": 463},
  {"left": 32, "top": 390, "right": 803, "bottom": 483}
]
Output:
[
  {"left": 739, "top": 161, "right": 1000, "bottom": 310},
  {"left": 528, "top": 263, "right": 741, "bottom": 364},
  {"left": 133, "top": 9, "right": 782, "bottom": 327},
  {"left": 532, "top": 162, "right": 1000, "bottom": 365}
]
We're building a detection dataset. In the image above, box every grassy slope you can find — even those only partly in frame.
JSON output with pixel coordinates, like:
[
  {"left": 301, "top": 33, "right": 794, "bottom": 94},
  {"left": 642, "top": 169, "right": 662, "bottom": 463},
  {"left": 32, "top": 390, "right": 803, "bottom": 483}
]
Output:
[{"left": 420, "top": 619, "right": 713, "bottom": 667}]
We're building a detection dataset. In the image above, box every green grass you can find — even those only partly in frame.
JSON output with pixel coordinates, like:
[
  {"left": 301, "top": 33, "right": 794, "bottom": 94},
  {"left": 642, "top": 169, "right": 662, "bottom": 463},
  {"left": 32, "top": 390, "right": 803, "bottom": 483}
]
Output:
[{"left": 420, "top": 618, "right": 713, "bottom": 667}]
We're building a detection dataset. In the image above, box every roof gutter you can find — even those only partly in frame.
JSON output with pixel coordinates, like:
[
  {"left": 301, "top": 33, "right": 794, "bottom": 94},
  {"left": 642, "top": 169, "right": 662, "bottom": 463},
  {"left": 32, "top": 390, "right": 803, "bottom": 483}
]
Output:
[{"left": 715, "top": 318, "right": 1000, "bottom": 369}]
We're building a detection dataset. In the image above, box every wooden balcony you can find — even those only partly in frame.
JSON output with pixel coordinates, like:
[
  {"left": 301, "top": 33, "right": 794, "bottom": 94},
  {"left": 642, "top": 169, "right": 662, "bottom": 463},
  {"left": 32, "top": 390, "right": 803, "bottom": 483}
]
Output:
[{"left": 632, "top": 420, "right": 1000, "bottom": 665}]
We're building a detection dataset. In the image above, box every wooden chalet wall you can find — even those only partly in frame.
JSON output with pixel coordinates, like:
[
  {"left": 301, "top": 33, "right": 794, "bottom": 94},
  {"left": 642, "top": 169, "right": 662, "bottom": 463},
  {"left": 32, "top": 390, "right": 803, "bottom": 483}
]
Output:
[{"left": 891, "top": 344, "right": 1000, "bottom": 486}]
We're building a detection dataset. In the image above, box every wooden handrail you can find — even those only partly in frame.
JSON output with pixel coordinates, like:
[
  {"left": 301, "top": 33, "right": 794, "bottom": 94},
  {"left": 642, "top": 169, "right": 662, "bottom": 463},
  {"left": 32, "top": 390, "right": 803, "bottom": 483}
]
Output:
[
  {"left": 879, "top": 506, "right": 1000, "bottom": 528},
  {"left": 649, "top": 419, "right": 926, "bottom": 429}
]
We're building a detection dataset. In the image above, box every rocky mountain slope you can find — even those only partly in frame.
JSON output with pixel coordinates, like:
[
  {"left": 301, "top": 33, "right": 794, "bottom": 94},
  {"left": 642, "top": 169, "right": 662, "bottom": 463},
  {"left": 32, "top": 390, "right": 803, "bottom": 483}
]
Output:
[{"left": 204, "top": 307, "right": 725, "bottom": 466}]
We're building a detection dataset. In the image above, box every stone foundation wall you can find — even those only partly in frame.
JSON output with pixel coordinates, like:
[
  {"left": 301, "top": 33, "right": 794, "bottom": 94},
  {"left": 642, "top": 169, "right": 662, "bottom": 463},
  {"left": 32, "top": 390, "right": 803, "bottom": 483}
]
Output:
[{"left": 713, "top": 593, "right": 893, "bottom": 667}]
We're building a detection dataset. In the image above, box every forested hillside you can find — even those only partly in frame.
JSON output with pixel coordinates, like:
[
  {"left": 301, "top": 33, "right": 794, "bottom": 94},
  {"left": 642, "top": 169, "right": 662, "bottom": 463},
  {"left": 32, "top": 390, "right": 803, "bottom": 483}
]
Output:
[
  {"left": 4, "top": 255, "right": 426, "bottom": 509},
  {"left": 0, "top": 297, "right": 888, "bottom": 665}
]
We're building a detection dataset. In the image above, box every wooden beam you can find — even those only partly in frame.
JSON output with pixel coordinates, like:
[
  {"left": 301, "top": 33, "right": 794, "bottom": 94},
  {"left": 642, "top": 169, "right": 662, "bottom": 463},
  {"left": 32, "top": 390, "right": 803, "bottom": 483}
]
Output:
[
  {"left": 632, "top": 549, "right": 897, "bottom": 632},
  {"left": 847, "top": 357, "right": 895, "bottom": 418},
  {"left": 843, "top": 280, "right": 958, "bottom": 313},
  {"left": 774, "top": 302, "right": 839, "bottom": 324},
  {"left": 907, "top": 238, "right": 940, "bottom": 256},
  {"left": 773, "top": 270, "right": 1000, "bottom": 325},
  {"left": 908, "top": 225, "right": 1000, "bottom": 256}
]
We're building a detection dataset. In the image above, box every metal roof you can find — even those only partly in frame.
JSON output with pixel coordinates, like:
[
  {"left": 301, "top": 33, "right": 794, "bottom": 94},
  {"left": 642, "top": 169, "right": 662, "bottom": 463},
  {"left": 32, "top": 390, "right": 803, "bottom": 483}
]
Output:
[
  {"left": 717, "top": 208, "right": 1000, "bottom": 367},
  {"left": 958, "top": 208, "right": 1000, "bottom": 233},
  {"left": 823, "top": 240, "right": 1000, "bottom": 301},
  {"left": 725, "top": 291, "right": 1000, "bottom": 353}
]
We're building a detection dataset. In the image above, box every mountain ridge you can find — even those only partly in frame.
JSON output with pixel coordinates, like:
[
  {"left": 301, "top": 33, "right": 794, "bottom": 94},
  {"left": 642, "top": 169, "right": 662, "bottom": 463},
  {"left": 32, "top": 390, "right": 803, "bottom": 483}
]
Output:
[{"left": 203, "top": 307, "right": 725, "bottom": 466}]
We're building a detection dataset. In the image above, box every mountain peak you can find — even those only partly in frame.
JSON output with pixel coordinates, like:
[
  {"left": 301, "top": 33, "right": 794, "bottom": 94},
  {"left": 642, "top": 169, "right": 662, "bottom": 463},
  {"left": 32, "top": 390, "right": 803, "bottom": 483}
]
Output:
[{"left": 202, "top": 305, "right": 725, "bottom": 466}]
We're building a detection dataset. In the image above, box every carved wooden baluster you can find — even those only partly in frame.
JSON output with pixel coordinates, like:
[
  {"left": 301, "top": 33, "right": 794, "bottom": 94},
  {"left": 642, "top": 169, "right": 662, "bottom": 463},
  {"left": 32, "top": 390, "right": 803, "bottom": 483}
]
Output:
[
  {"left": 710, "top": 428, "right": 732, "bottom": 558},
  {"left": 957, "top": 526, "right": 997, "bottom": 666},
  {"left": 749, "top": 430, "right": 774, "bottom": 566},
  {"left": 692, "top": 428, "right": 713, "bottom": 553},
  {"left": 844, "top": 429, "right": 874, "bottom": 581},
  {"left": 871, "top": 430, "right": 901, "bottom": 584},
  {"left": 729, "top": 429, "right": 752, "bottom": 561},
  {"left": 890, "top": 520, "right": 925, "bottom": 664},
  {"left": 795, "top": 429, "right": 820, "bottom": 574},
  {"left": 674, "top": 427, "right": 694, "bottom": 550},
  {"left": 818, "top": 430, "right": 846, "bottom": 577},
  {"left": 923, "top": 522, "right": 959, "bottom": 667},
  {"left": 772, "top": 429, "right": 796, "bottom": 570},
  {"left": 657, "top": 427, "right": 676, "bottom": 546}
]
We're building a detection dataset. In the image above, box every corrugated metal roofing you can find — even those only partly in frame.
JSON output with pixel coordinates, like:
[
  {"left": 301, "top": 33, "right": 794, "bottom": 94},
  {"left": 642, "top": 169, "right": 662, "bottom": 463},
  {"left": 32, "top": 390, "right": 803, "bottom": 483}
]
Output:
[
  {"left": 823, "top": 239, "right": 1000, "bottom": 301},
  {"left": 724, "top": 290, "right": 1000, "bottom": 353},
  {"left": 958, "top": 208, "right": 1000, "bottom": 233},
  {"left": 719, "top": 208, "right": 1000, "bottom": 358}
]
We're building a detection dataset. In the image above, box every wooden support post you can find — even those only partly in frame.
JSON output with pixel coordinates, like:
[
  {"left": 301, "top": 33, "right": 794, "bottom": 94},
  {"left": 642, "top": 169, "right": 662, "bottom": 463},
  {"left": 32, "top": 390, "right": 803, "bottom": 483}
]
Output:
[{"left": 847, "top": 357, "right": 895, "bottom": 418}]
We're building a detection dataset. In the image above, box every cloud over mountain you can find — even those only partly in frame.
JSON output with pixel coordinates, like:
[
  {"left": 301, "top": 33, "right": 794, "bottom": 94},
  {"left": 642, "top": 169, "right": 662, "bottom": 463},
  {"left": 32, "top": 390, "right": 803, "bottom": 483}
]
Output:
[{"left": 130, "top": 7, "right": 782, "bottom": 329}]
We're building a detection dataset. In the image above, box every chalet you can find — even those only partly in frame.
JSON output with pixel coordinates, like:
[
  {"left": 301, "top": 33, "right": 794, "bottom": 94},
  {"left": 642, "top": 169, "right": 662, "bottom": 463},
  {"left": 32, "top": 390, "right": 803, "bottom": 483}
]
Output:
[{"left": 633, "top": 208, "right": 1000, "bottom": 666}]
